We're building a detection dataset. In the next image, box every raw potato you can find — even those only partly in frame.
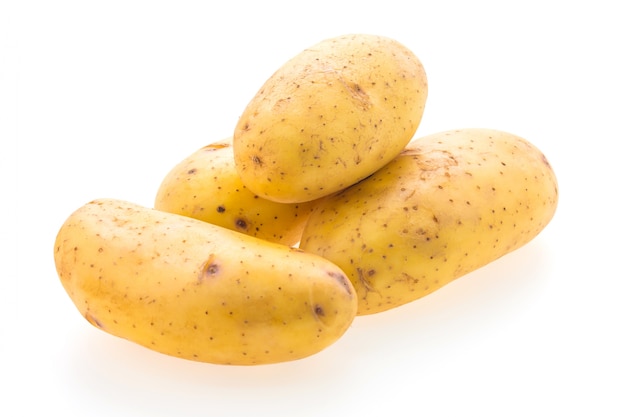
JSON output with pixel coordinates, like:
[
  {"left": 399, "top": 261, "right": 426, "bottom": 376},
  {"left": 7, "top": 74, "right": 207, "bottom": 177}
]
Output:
[
  {"left": 54, "top": 199, "right": 357, "bottom": 365},
  {"left": 300, "top": 128, "right": 559, "bottom": 315},
  {"left": 154, "top": 137, "right": 315, "bottom": 246},
  {"left": 233, "top": 33, "right": 428, "bottom": 203}
]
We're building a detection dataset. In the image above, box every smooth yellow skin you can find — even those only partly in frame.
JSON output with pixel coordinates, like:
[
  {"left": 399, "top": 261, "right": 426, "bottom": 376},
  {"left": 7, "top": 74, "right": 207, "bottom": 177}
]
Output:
[
  {"left": 54, "top": 199, "right": 357, "bottom": 365},
  {"left": 300, "top": 129, "right": 559, "bottom": 315},
  {"left": 233, "top": 33, "right": 428, "bottom": 203},
  {"left": 154, "top": 137, "right": 316, "bottom": 246}
]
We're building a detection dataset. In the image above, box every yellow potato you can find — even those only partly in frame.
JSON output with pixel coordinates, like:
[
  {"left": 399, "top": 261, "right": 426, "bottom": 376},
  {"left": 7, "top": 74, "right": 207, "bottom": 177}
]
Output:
[
  {"left": 54, "top": 198, "right": 357, "bottom": 365},
  {"left": 233, "top": 33, "right": 428, "bottom": 203},
  {"left": 154, "top": 137, "right": 315, "bottom": 246},
  {"left": 300, "top": 128, "right": 559, "bottom": 315}
]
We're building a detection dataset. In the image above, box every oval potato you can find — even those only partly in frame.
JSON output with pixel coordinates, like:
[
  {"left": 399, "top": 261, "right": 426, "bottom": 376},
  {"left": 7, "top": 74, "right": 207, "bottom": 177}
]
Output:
[
  {"left": 154, "top": 137, "right": 315, "bottom": 246},
  {"left": 300, "top": 128, "right": 559, "bottom": 315},
  {"left": 233, "top": 33, "right": 428, "bottom": 203},
  {"left": 54, "top": 199, "right": 357, "bottom": 365}
]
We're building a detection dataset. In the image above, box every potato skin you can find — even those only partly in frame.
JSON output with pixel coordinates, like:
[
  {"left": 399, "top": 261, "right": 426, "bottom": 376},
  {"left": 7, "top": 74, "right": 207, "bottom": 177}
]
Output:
[
  {"left": 54, "top": 199, "right": 356, "bottom": 365},
  {"left": 233, "top": 33, "right": 428, "bottom": 203},
  {"left": 300, "top": 129, "right": 558, "bottom": 315},
  {"left": 154, "top": 137, "right": 315, "bottom": 246}
]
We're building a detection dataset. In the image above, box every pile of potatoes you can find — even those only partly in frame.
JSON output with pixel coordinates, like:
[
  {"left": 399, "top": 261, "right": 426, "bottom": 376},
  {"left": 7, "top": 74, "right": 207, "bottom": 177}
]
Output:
[{"left": 54, "top": 34, "right": 558, "bottom": 366}]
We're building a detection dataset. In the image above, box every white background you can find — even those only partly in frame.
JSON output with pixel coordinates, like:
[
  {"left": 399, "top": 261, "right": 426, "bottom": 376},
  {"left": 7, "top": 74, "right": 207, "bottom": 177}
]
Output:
[{"left": 3, "top": 1, "right": 625, "bottom": 416}]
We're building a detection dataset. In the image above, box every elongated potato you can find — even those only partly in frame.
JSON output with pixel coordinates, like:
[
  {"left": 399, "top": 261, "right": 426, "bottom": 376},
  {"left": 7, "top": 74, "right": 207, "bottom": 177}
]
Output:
[
  {"left": 54, "top": 199, "right": 357, "bottom": 365},
  {"left": 300, "top": 128, "right": 558, "bottom": 315},
  {"left": 154, "top": 137, "right": 315, "bottom": 246},
  {"left": 233, "top": 33, "right": 428, "bottom": 203}
]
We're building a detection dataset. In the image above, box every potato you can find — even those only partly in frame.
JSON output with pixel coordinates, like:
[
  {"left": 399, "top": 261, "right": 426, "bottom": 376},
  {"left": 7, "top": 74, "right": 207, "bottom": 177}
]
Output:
[
  {"left": 299, "top": 128, "right": 559, "bottom": 315},
  {"left": 233, "top": 33, "right": 428, "bottom": 203},
  {"left": 54, "top": 198, "right": 357, "bottom": 365},
  {"left": 154, "top": 137, "right": 315, "bottom": 246}
]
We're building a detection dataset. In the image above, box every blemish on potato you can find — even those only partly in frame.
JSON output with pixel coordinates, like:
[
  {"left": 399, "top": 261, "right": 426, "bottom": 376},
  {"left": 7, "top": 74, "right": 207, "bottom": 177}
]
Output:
[
  {"left": 326, "top": 270, "right": 353, "bottom": 295},
  {"left": 356, "top": 267, "right": 376, "bottom": 294},
  {"left": 235, "top": 218, "right": 248, "bottom": 231},
  {"left": 199, "top": 254, "right": 220, "bottom": 280},
  {"left": 85, "top": 312, "right": 104, "bottom": 329}
]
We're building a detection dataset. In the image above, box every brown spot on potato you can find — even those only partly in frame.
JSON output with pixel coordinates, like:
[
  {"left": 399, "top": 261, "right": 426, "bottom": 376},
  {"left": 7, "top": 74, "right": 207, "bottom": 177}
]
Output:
[
  {"left": 216, "top": 205, "right": 225, "bottom": 213},
  {"left": 235, "top": 218, "right": 248, "bottom": 231},
  {"left": 199, "top": 254, "right": 220, "bottom": 280},
  {"left": 400, "top": 272, "right": 419, "bottom": 285},
  {"left": 541, "top": 153, "right": 553, "bottom": 170},
  {"left": 85, "top": 312, "right": 104, "bottom": 329},
  {"left": 327, "top": 270, "right": 353, "bottom": 295},
  {"left": 356, "top": 267, "right": 376, "bottom": 296},
  {"left": 347, "top": 82, "right": 370, "bottom": 109}
]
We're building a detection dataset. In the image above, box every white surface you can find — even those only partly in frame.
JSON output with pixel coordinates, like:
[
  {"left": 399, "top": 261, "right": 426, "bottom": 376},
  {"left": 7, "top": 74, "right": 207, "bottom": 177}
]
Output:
[{"left": 4, "top": 1, "right": 625, "bottom": 416}]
